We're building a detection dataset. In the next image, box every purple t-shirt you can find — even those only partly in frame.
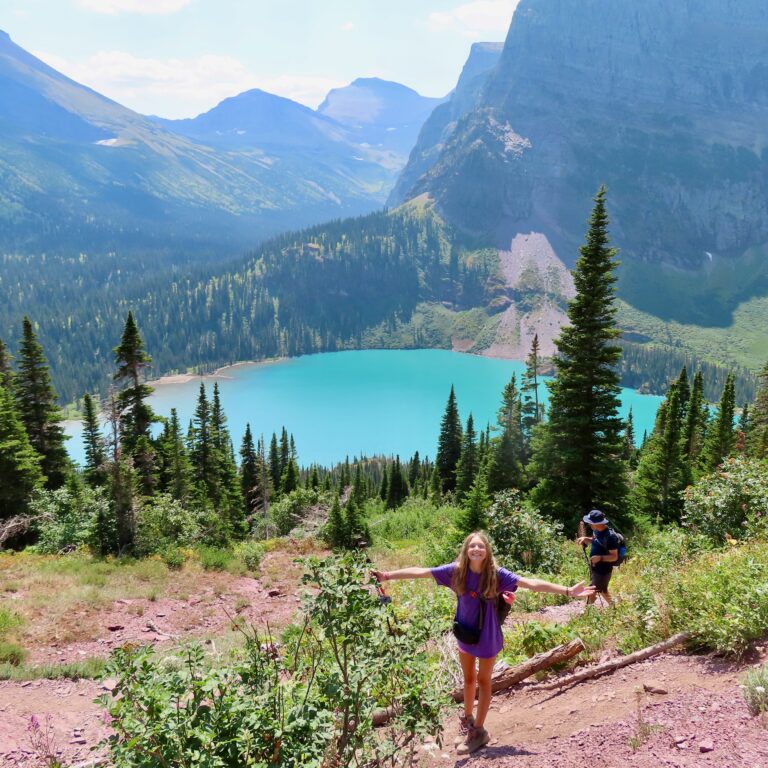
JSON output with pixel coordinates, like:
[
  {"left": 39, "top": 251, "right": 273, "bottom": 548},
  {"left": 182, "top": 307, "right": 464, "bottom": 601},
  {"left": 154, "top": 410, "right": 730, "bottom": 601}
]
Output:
[{"left": 431, "top": 563, "right": 519, "bottom": 659}]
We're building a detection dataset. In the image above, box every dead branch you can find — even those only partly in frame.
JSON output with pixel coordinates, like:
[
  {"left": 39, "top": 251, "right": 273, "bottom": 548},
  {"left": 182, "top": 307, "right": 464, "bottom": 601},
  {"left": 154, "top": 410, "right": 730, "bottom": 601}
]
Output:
[
  {"left": 536, "top": 631, "right": 693, "bottom": 691},
  {"left": 0, "top": 514, "right": 42, "bottom": 548},
  {"left": 451, "top": 637, "right": 586, "bottom": 702}
]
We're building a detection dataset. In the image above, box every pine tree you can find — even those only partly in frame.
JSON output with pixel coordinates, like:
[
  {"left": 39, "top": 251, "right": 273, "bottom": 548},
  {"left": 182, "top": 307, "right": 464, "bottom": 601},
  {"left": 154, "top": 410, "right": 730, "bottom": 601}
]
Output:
[
  {"left": 385, "top": 455, "right": 408, "bottom": 509},
  {"left": 435, "top": 385, "right": 462, "bottom": 493},
  {"left": 748, "top": 361, "right": 768, "bottom": 459},
  {"left": 487, "top": 374, "right": 524, "bottom": 493},
  {"left": 457, "top": 466, "right": 489, "bottom": 537},
  {"left": 429, "top": 464, "right": 441, "bottom": 502},
  {"left": 683, "top": 370, "right": 708, "bottom": 463},
  {"left": 0, "top": 384, "right": 44, "bottom": 520},
  {"left": 701, "top": 374, "right": 736, "bottom": 471},
  {"left": 15, "top": 317, "right": 70, "bottom": 489},
  {"left": 622, "top": 408, "right": 637, "bottom": 467},
  {"left": 105, "top": 388, "right": 137, "bottom": 551},
  {"left": 279, "top": 428, "right": 290, "bottom": 477},
  {"left": 344, "top": 497, "right": 369, "bottom": 548},
  {"left": 0, "top": 337, "right": 15, "bottom": 392},
  {"left": 190, "top": 383, "right": 215, "bottom": 491},
  {"left": 521, "top": 334, "right": 543, "bottom": 446},
  {"left": 157, "top": 409, "right": 193, "bottom": 503},
  {"left": 379, "top": 465, "right": 388, "bottom": 501},
  {"left": 113, "top": 312, "right": 156, "bottom": 456},
  {"left": 631, "top": 386, "right": 687, "bottom": 523},
  {"left": 408, "top": 450, "right": 421, "bottom": 489},
  {"left": 351, "top": 463, "right": 366, "bottom": 507},
  {"left": 268, "top": 433, "right": 281, "bottom": 495},
  {"left": 529, "top": 188, "right": 628, "bottom": 527},
  {"left": 326, "top": 494, "right": 345, "bottom": 548},
  {"left": 454, "top": 414, "right": 478, "bottom": 501},
  {"left": 82, "top": 393, "right": 107, "bottom": 487},
  {"left": 281, "top": 459, "right": 300, "bottom": 495},
  {"left": 239, "top": 424, "right": 260, "bottom": 517},
  {"left": 309, "top": 465, "right": 320, "bottom": 490},
  {"left": 675, "top": 367, "right": 690, "bottom": 416}
]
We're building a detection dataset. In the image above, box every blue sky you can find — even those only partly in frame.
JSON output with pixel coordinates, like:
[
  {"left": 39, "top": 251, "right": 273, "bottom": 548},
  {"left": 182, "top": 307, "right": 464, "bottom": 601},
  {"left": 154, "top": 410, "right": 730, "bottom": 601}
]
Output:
[{"left": 3, "top": 0, "right": 518, "bottom": 118}]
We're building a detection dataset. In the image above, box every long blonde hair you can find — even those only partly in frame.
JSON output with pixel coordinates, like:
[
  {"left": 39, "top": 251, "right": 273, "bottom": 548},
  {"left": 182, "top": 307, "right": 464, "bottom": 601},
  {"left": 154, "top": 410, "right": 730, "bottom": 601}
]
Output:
[{"left": 452, "top": 531, "right": 499, "bottom": 599}]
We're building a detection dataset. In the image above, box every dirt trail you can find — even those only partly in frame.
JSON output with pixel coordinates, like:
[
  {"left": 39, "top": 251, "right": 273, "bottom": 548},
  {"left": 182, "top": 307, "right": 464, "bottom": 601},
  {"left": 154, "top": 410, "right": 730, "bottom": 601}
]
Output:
[{"left": 425, "top": 647, "right": 768, "bottom": 768}]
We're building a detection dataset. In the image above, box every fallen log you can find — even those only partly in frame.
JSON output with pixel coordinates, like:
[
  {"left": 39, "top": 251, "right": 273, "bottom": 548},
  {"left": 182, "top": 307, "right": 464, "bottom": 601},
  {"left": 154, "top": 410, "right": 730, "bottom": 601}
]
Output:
[
  {"left": 451, "top": 637, "right": 586, "bottom": 703},
  {"left": 537, "top": 631, "right": 693, "bottom": 691}
]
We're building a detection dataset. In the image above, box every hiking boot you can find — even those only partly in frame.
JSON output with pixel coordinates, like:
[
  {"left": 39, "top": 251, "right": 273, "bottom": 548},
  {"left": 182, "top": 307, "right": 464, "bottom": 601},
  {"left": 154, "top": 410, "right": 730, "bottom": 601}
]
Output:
[
  {"left": 456, "top": 725, "right": 490, "bottom": 755},
  {"left": 453, "top": 712, "right": 474, "bottom": 745}
]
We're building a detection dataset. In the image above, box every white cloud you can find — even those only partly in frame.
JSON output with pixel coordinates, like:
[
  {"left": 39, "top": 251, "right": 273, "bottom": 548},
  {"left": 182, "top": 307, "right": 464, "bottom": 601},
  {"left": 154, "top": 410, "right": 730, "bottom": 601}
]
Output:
[
  {"left": 340, "top": 22, "right": 355, "bottom": 32},
  {"left": 77, "top": 0, "right": 192, "bottom": 15},
  {"left": 428, "top": 0, "right": 519, "bottom": 39},
  {"left": 34, "top": 50, "right": 344, "bottom": 117}
]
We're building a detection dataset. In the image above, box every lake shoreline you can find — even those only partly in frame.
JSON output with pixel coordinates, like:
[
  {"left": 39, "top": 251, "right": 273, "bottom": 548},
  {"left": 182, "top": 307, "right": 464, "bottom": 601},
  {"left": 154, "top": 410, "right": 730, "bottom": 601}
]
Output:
[{"left": 145, "top": 356, "right": 290, "bottom": 389}]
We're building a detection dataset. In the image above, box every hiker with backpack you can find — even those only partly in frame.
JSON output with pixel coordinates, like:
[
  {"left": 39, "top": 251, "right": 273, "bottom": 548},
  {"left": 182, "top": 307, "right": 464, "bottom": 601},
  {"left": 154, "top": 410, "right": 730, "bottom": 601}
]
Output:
[
  {"left": 372, "top": 530, "right": 595, "bottom": 755},
  {"left": 576, "top": 509, "right": 625, "bottom": 605}
]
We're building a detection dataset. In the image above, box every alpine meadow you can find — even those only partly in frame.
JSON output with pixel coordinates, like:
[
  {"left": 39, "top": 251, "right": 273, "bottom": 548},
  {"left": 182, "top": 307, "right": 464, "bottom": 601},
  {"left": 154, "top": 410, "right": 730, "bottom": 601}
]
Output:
[{"left": 1, "top": 2, "right": 768, "bottom": 767}]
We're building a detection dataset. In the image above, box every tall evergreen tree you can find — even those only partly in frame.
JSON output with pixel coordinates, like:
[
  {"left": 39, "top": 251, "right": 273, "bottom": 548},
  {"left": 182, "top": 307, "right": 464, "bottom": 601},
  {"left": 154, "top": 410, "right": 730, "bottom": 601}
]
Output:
[
  {"left": 408, "top": 450, "right": 421, "bottom": 489},
  {"left": 683, "top": 370, "right": 708, "bottom": 463},
  {"left": 622, "top": 408, "right": 637, "bottom": 467},
  {"left": 521, "top": 334, "right": 543, "bottom": 446},
  {"left": 82, "top": 393, "right": 107, "bottom": 487},
  {"left": 157, "top": 408, "right": 193, "bottom": 503},
  {"left": 454, "top": 414, "right": 478, "bottom": 501},
  {"left": 457, "top": 466, "right": 489, "bottom": 537},
  {"left": 435, "top": 385, "right": 462, "bottom": 493},
  {"left": 326, "top": 494, "right": 345, "bottom": 549},
  {"left": 190, "top": 383, "right": 215, "bottom": 490},
  {"left": 113, "top": 312, "right": 156, "bottom": 455},
  {"left": 239, "top": 423, "right": 260, "bottom": 517},
  {"left": 379, "top": 465, "right": 389, "bottom": 501},
  {"left": 631, "top": 386, "right": 687, "bottom": 523},
  {"left": 280, "top": 458, "right": 300, "bottom": 495},
  {"left": 529, "top": 188, "right": 628, "bottom": 527},
  {"left": 748, "top": 361, "right": 768, "bottom": 459},
  {"left": 701, "top": 374, "right": 736, "bottom": 471},
  {"left": 487, "top": 374, "right": 524, "bottom": 493},
  {"left": 0, "top": 337, "right": 14, "bottom": 392},
  {"left": 15, "top": 317, "right": 69, "bottom": 489},
  {"left": 385, "top": 456, "right": 409, "bottom": 509},
  {"left": 0, "top": 384, "right": 44, "bottom": 520},
  {"left": 268, "top": 433, "right": 281, "bottom": 495},
  {"left": 675, "top": 367, "right": 690, "bottom": 416},
  {"left": 351, "top": 463, "right": 367, "bottom": 508},
  {"left": 279, "top": 428, "right": 290, "bottom": 477}
]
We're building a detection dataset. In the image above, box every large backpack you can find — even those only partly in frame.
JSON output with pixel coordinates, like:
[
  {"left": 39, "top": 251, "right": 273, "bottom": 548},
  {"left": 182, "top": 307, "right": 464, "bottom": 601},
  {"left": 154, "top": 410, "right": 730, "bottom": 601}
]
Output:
[{"left": 610, "top": 528, "right": 628, "bottom": 567}]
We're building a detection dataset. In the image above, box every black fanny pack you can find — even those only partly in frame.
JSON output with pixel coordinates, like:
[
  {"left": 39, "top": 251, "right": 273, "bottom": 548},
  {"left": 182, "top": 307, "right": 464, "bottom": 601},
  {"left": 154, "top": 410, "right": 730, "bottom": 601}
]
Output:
[{"left": 452, "top": 597, "right": 485, "bottom": 645}]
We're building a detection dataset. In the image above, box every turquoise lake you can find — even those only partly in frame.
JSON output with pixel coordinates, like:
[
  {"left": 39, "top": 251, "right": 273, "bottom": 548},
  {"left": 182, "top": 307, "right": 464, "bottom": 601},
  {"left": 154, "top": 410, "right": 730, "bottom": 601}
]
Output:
[{"left": 64, "top": 349, "right": 663, "bottom": 466}]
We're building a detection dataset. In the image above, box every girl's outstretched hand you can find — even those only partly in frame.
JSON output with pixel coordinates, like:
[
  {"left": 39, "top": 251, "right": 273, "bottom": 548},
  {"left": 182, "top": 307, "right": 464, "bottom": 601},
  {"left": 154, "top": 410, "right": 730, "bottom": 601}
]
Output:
[
  {"left": 372, "top": 570, "right": 388, "bottom": 582},
  {"left": 568, "top": 581, "right": 597, "bottom": 599}
]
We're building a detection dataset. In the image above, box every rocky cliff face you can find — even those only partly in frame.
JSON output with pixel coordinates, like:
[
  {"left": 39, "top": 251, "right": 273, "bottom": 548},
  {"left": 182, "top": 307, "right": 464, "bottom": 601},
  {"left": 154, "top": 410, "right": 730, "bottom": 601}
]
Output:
[
  {"left": 397, "top": 0, "right": 768, "bottom": 325},
  {"left": 388, "top": 42, "right": 502, "bottom": 206}
]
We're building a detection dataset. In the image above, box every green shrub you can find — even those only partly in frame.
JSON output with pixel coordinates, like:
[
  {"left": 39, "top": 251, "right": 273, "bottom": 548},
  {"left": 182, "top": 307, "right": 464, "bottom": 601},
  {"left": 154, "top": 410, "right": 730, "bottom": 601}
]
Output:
[
  {"left": 664, "top": 541, "right": 768, "bottom": 655},
  {"left": 99, "top": 554, "right": 446, "bottom": 768},
  {"left": 135, "top": 495, "right": 201, "bottom": 556},
  {"left": 487, "top": 490, "right": 564, "bottom": 573},
  {"left": 198, "top": 546, "right": 233, "bottom": 571},
  {"left": 682, "top": 457, "right": 768, "bottom": 543},
  {"left": 270, "top": 488, "right": 321, "bottom": 536},
  {"left": 742, "top": 663, "right": 768, "bottom": 715},
  {"left": 31, "top": 485, "right": 113, "bottom": 554},
  {"left": 160, "top": 547, "right": 185, "bottom": 570},
  {"left": 0, "top": 640, "right": 27, "bottom": 666},
  {"left": 233, "top": 540, "right": 264, "bottom": 572}
]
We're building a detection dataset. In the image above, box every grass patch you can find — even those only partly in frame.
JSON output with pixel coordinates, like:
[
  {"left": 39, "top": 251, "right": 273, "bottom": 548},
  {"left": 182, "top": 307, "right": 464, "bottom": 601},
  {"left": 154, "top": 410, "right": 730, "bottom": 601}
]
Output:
[
  {"left": 0, "top": 640, "right": 27, "bottom": 666},
  {"left": 0, "top": 657, "right": 106, "bottom": 681}
]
